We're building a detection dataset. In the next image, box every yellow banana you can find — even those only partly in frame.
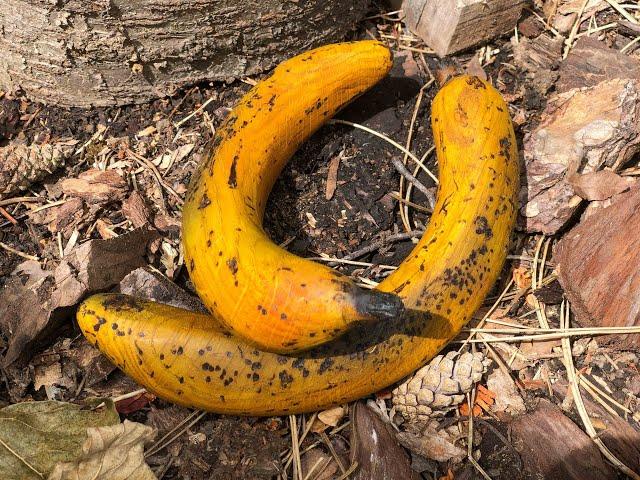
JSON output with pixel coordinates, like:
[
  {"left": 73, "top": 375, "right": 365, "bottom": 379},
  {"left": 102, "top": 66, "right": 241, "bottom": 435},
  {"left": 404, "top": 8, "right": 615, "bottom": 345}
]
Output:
[
  {"left": 77, "top": 75, "right": 519, "bottom": 416},
  {"left": 182, "top": 41, "right": 403, "bottom": 353}
]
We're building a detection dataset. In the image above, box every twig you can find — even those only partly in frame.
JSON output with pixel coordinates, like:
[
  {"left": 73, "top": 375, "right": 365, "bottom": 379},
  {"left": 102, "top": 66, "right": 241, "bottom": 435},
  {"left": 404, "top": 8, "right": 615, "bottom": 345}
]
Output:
[
  {"left": 174, "top": 97, "right": 216, "bottom": 128},
  {"left": 145, "top": 410, "right": 207, "bottom": 458},
  {"left": 391, "top": 157, "right": 436, "bottom": 210},
  {"left": 460, "top": 326, "right": 640, "bottom": 343},
  {"left": 0, "top": 196, "right": 46, "bottom": 207},
  {"left": 559, "top": 301, "right": 640, "bottom": 480},
  {"left": 389, "top": 191, "right": 432, "bottom": 214},
  {"left": 604, "top": 0, "right": 639, "bottom": 24},
  {"left": 0, "top": 241, "right": 39, "bottom": 261},
  {"left": 309, "top": 256, "right": 398, "bottom": 270},
  {"left": 112, "top": 388, "right": 147, "bottom": 403},
  {"left": 340, "top": 229, "right": 424, "bottom": 261},
  {"left": 289, "top": 415, "right": 303, "bottom": 480}
]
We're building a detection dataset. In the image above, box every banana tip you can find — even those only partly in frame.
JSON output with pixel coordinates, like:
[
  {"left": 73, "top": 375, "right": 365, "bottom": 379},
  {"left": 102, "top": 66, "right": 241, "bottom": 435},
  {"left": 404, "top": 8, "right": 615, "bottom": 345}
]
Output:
[{"left": 356, "top": 290, "right": 405, "bottom": 321}]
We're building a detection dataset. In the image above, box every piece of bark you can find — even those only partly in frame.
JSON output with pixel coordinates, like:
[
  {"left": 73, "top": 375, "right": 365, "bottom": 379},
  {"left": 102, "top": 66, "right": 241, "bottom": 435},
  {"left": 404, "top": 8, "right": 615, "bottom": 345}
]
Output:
[
  {"left": 403, "top": 0, "right": 527, "bottom": 57},
  {"left": 552, "top": 380, "right": 640, "bottom": 472},
  {"left": 0, "top": 139, "right": 77, "bottom": 199},
  {"left": 350, "top": 403, "right": 419, "bottom": 480},
  {"left": 511, "top": 399, "right": 617, "bottom": 480},
  {"left": 121, "top": 192, "right": 152, "bottom": 229},
  {"left": 0, "top": 0, "right": 369, "bottom": 107},
  {"left": 119, "top": 267, "right": 207, "bottom": 314},
  {"left": 512, "top": 34, "right": 563, "bottom": 95},
  {"left": 558, "top": 37, "right": 640, "bottom": 93},
  {"left": 520, "top": 78, "right": 640, "bottom": 234},
  {"left": 555, "top": 187, "right": 640, "bottom": 349},
  {"left": 60, "top": 169, "right": 128, "bottom": 204},
  {"left": 568, "top": 170, "right": 637, "bottom": 201}
]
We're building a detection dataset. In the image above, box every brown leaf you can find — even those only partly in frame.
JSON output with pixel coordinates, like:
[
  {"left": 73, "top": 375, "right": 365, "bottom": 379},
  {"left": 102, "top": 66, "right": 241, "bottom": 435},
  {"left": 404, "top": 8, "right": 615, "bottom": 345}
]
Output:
[
  {"left": 48, "top": 420, "right": 157, "bottom": 480},
  {"left": 317, "top": 405, "right": 346, "bottom": 428},
  {"left": 486, "top": 368, "right": 525, "bottom": 415},
  {"left": 396, "top": 429, "right": 465, "bottom": 464},
  {"left": 52, "top": 227, "right": 158, "bottom": 308},
  {"left": 0, "top": 262, "right": 60, "bottom": 367},
  {"left": 350, "top": 403, "right": 419, "bottom": 480},
  {"left": 61, "top": 169, "right": 127, "bottom": 204},
  {"left": 119, "top": 267, "right": 207, "bottom": 313},
  {"left": 568, "top": 170, "right": 636, "bottom": 201}
]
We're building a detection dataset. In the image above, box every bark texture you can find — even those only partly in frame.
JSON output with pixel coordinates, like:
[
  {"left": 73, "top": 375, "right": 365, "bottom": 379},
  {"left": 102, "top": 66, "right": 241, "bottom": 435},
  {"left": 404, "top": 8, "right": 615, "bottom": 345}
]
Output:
[{"left": 0, "top": 0, "right": 369, "bottom": 107}]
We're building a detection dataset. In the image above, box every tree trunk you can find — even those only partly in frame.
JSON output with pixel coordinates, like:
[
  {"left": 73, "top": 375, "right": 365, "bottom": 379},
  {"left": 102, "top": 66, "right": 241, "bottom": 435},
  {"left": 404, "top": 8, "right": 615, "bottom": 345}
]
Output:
[{"left": 0, "top": 0, "right": 369, "bottom": 108}]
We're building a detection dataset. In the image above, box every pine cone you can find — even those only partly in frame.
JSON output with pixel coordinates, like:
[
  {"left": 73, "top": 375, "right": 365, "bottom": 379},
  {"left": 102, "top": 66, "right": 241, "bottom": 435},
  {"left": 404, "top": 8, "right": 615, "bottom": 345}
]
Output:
[
  {"left": 0, "top": 139, "right": 77, "bottom": 199},
  {"left": 392, "top": 351, "right": 491, "bottom": 423}
]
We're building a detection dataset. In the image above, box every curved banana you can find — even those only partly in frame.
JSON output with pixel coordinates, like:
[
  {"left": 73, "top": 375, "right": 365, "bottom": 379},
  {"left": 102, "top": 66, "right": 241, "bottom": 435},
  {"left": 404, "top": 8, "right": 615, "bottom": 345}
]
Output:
[
  {"left": 77, "top": 75, "right": 519, "bottom": 415},
  {"left": 182, "top": 41, "right": 403, "bottom": 353}
]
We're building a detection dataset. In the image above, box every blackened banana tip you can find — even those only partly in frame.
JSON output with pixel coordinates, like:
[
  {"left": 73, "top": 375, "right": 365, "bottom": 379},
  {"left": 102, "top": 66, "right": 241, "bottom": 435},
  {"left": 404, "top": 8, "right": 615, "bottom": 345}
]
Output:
[{"left": 356, "top": 290, "right": 405, "bottom": 320}]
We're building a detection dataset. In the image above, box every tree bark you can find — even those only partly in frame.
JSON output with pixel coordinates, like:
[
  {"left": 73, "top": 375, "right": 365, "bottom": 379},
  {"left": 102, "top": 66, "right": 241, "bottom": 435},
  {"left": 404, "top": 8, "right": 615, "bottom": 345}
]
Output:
[{"left": 0, "top": 0, "right": 369, "bottom": 108}]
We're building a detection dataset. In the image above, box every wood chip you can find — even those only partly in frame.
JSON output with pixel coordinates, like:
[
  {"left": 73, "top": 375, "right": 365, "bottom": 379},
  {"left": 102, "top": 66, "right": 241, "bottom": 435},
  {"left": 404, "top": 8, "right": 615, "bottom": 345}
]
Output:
[
  {"left": 325, "top": 154, "right": 341, "bottom": 200},
  {"left": 350, "top": 403, "right": 419, "bottom": 480},
  {"left": 520, "top": 78, "right": 640, "bottom": 234},
  {"left": 404, "top": 0, "right": 527, "bottom": 57},
  {"left": 61, "top": 169, "right": 128, "bottom": 204},
  {"left": 556, "top": 187, "right": 640, "bottom": 349},
  {"left": 558, "top": 37, "right": 640, "bottom": 93},
  {"left": 511, "top": 399, "right": 617, "bottom": 480}
]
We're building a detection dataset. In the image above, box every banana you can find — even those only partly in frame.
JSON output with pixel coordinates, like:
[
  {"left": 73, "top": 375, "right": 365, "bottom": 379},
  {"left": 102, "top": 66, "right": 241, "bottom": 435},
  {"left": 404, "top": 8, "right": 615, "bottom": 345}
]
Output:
[
  {"left": 77, "top": 75, "right": 519, "bottom": 416},
  {"left": 181, "top": 41, "right": 403, "bottom": 353}
]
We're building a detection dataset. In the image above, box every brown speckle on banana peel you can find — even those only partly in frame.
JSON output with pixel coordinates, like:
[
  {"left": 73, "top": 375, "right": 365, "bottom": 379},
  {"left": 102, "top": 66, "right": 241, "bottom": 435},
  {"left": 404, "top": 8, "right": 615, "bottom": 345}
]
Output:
[
  {"left": 77, "top": 75, "right": 519, "bottom": 416},
  {"left": 182, "top": 41, "right": 402, "bottom": 354}
]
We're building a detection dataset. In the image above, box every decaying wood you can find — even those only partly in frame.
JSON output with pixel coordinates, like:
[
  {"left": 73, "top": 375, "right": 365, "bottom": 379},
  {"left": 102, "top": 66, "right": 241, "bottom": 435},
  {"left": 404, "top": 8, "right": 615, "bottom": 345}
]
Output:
[
  {"left": 555, "top": 187, "right": 640, "bottom": 349},
  {"left": 558, "top": 37, "right": 640, "bottom": 93},
  {"left": 510, "top": 399, "right": 617, "bottom": 480},
  {"left": 350, "top": 403, "right": 419, "bottom": 480},
  {"left": 0, "top": 139, "right": 77, "bottom": 199},
  {"left": 0, "top": 0, "right": 369, "bottom": 107},
  {"left": 403, "top": 0, "right": 526, "bottom": 57},
  {"left": 512, "top": 34, "right": 563, "bottom": 95},
  {"left": 520, "top": 78, "right": 640, "bottom": 234}
]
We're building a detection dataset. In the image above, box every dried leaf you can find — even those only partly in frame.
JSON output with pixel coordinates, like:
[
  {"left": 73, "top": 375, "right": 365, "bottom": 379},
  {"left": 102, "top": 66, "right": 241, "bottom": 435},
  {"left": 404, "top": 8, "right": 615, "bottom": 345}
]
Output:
[
  {"left": 568, "top": 170, "right": 636, "bottom": 201},
  {"left": 317, "top": 406, "right": 346, "bottom": 428},
  {"left": 0, "top": 262, "right": 58, "bottom": 366},
  {"left": 51, "top": 227, "right": 158, "bottom": 308},
  {"left": 396, "top": 429, "right": 465, "bottom": 463},
  {"left": 48, "top": 420, "right": 157, "bottom": 480},
  {"left": 486, "top": 368, "right": 525, "bottom": 415},
  {"left": 0, "top": 400, "right": 119, "bottom": 480}
]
